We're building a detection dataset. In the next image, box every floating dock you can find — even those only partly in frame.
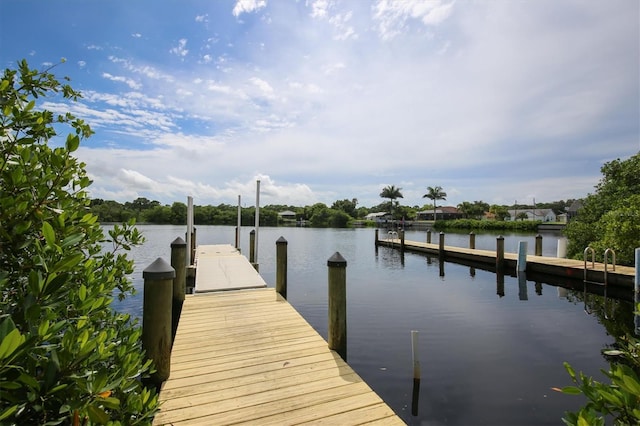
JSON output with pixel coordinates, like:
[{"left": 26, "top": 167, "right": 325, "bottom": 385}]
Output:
[{"left": 153, "top": 245, "right": 404, "bottom": 425}]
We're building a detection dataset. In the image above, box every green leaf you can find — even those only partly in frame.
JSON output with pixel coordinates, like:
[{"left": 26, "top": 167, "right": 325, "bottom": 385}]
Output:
[
  {"left": 87, "top": 405, "right": 110, "bottom": 424},
  {"left": 561, "top": 386, "right": 583, "bottom": 395},
  {"left": 42, "top": 221, "right": 56, "bottom": 246},
  {"left": 0, "top": 405, "right": 18, "bottom": 422},
  {"left": 621, "top": 375, "right": 640, "bottom": 395},
  {"left": 61, "top": 233, "right": 84, "bottom": 248},
  {"left": 66, "top": 134, "right": 80, "bottom": 152},
  {"left": 79, "top": 285, "right": 87, "bottom": 302},
  {"left": 0, "top": 329, "right": 25, "bottom": 360}
]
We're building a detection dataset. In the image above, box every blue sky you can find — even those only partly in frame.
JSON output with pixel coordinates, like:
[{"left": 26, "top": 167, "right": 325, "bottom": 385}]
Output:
[{"left": 1, "top": 0, "right": 638, "bottom": 208}]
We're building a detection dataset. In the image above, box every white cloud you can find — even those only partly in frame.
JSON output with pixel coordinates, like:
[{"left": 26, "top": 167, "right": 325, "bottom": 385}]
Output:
[
  {"left": 373, "top": 0, "right": 454, "bottom": 39},
  {"left": 233, "top": 0, "right": 267, "bottom": 17},
  {"left": 169, "top": 39, "right": 189, "bottom": 57},
  {"left": 27, "top": 0, "right": 635, "bottom": 208},
  {"left": 102, "top": 72, "right": 142, "bottom": 90},
  {"left": 131, "top": 33, "right": 142, "bottom": 38},
  {"left": 249, "top": 77, "right": 274, "bottom": 97},
  {"left": 195, "top": 14, "right": 208, "bottom": 23}
]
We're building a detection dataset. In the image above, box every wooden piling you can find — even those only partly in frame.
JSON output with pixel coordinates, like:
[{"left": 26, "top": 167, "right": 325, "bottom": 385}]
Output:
[
  {"left": 496, "top": 236, "right": 505, "bottom": 274},
  {"left": 249, "top": 230, "right": 256, "bottom": 264},
  {"left": 400, "top": 229, "right": 405, "bottom": 252},
  {"left": 170, "top": 237, "right": 186, "bottom": 342},
  {"left": 439, "top": 232, "right": 445, "bottom": 259},
  {"left": 142, "top": 257, "right": 175, "bottom": 387},
  {"left": 411, "top": 330, "right": 420, "bottom": 380},
  {"left": 469, "top": 232, "right": 476, "bottom": 250},
  {"left": 276, "top": 236, "right": 288, "bottom": 299},
  {"left": 375, "top": 228, "right": 379, "bottom": 246},
  {"left": 426, "top": 230, "right": 431, "bottom": 244},
  {"left": 535, "top": 234, "right": 542, "bottom": 256},
  {"left": 328, "top": 252, "right": 347, "bottom": 361}
]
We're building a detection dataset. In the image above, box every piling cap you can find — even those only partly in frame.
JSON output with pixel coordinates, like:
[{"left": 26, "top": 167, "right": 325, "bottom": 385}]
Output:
[
  {"left": 171, "top": 236, "right": 186, "bottom": 247},
  {"left": 276, "top": 236, "right": 288, "bottom": 244},
  {"left": 327, "top": 252, "right": 347, "bottom": 267},
  {"left": 143, "top": 257, "right": 176, "bottom": 280}
]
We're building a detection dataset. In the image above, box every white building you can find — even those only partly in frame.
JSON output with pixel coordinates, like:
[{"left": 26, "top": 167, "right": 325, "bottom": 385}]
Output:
[{"left": 507, "top": 209, "right": 557, "bottom": 222}]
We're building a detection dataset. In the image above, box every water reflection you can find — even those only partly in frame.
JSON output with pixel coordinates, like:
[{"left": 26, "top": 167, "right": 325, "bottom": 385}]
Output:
[{"left": 113, "top": 225, "right": 636, "bottom": 426}]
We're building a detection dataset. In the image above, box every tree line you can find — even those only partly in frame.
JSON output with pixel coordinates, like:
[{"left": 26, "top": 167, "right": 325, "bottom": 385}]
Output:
[{"left": 89, "top": 196, "right": 577, "bottom": 227}]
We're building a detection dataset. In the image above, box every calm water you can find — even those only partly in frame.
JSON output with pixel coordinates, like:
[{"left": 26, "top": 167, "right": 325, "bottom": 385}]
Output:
[{"left": 114, "top": 225, "right": 634, "bottom": 425}]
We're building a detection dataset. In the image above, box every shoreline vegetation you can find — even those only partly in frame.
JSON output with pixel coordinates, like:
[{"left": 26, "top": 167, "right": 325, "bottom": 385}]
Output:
[{"left": 89, "top": 197, "right": 568, "bottom": 231}]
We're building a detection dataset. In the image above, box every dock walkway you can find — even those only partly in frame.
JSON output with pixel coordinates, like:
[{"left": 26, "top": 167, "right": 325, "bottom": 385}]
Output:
[
  {"left": 378, "top": 237, "right": 635, "bottom": 288},
  {"left": 153, "top": 245, "right": 404, "bottom": 425}
]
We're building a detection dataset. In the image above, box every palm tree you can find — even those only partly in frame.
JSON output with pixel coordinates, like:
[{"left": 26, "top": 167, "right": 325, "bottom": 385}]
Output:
[
  {"left": 423, "top": 186, "right": 447, "bottom": 221},
  {"left": 380, "top": 185, "right": 403, "bottom": 219}
]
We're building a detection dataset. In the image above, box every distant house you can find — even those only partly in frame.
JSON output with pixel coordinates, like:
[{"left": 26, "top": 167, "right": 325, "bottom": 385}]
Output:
[
  {"left": 567, "top": 200, "right": 583, "bottom": 220},
  {"left": 506, "top": 209, "right": 556, "bottom": 222},
  {"left": 416, "top": 206, "right": 463, "bottom": 221},
  {"left": 278, "top": 210, "right": 297, "bottom": 221},
  {"left": 365, "top": 212, "right": 392, "bottom": 222}
]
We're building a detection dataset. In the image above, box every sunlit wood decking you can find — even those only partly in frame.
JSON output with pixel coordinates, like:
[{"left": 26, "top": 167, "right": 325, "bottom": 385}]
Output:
[{"left": 153, "top": 245, "right": 404, "bottom": 425}]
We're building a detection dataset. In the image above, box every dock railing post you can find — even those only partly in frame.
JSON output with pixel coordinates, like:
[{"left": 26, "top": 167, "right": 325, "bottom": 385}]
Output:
[
  {"left": 439, "top": 232, "right": 445, "bottom": 259},
  {"left": 170, "top": 237, "right": 187, "bottom": 342},
  {"left": 535, "top": 234, "right": 542, "bottom": 256},
  {"left": 249, "top": 230, "right": 256, "bottom": 265},
  {"left": 496, "top": 236, "right": 505, "bottom": 274},
  {"left": 276, "top": 237, "right": 288, "bottom": 299},
  {"left": 142, "top": 258, "right": 175, "bottom": 387},
  {"left": 469, "top": 232, "right": 476, "bottom": 250},
  {"left": 427, "top": 230, "right": 432, "bottom": 244},
  {"left": 328, "top": 252, "right": 347, "bottom": 360}
]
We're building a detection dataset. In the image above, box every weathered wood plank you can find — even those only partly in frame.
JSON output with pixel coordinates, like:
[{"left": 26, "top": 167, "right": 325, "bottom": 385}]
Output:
[{"left": 154, "top": 283, "right": 403, "bottom": 425}]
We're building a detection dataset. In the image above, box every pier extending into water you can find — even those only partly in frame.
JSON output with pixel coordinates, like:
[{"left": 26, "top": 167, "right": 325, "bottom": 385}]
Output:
[
  {"left": 376, "top": 230, "right": 636, "bottom": 289},
  {"left": 147, "top": 243, "right": 404, "bottom": 425}
]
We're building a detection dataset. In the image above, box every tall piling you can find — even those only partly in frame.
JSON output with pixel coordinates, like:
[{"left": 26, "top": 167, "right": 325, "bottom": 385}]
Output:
[
  {"left": 170, "top": 237, "right": 186, "bottom": 342},
  {"left": 328, "top": 252, "right": 347, "bottom": 360},
  {"left": 535, "top": 234, "right": 542, "bottom": 256},
  {"left": 276, "top": 237, "right": 288, "bottom": 299},
  {"left": 142, "top": 257, "right": 175, "bottom": 387},
  {"left": 496, "top": 236, "right": 505, "bottom": 274}
]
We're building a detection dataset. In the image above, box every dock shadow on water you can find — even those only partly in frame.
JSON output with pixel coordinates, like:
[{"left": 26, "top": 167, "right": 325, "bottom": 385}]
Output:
[{"left": 115, "top": 225, "right": 636, "bottom": 426}]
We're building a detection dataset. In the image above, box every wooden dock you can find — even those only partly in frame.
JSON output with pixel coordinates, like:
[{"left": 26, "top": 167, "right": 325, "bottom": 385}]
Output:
[
  {"left": 377, "top": 237, "right": 636, "bottom": 288},
  {"left": 153, "top": 245, "right": 404, "bottom": 425}
]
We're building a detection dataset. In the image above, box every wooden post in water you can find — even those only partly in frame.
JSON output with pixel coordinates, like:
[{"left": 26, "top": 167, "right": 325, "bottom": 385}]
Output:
[
  {"left": 496, "top": 236, "right": 505, "bottom": 274},
  {"left": 142, "top": 257, "right": 175, "bottom": 387},
  {"left": 439, "top": 232, "right": 445, "bottom": 259},
  {"left": 400, "top": 229, "right": 405, "bottom": 252},
  {"left": 170, "top": 237, "right": 186, "bottom": 343},
  {"left": 469, "top": 232, "right": 476, "bottom": 249},
  {"left": 535, "top": 234, "right": 542, "bottom": 256},
  {"left": 517, "top": 241, "right": 528, "bottom": 272},
  {"left": 374, "top": 228, "right": 379, "bottom": 246},
  {"left": 276, "top": 237, "right": 288, "bottom": 299},
  {"left": 328, "top": 252, "right": 347, "bottom": 360},
  {"left": 411, "top": 330, "right": 421, "bottom": 380},
  {"left": 426, "top": 230, "right": 432, "bottom": 244},
  {"left": 249, "top": 230, "right": 256, "bottom": 265}
]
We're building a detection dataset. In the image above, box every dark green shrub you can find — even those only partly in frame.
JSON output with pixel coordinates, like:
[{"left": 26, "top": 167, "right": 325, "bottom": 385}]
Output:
[{"left": 0, "top": 60, "right": 158, "bottom": 424}]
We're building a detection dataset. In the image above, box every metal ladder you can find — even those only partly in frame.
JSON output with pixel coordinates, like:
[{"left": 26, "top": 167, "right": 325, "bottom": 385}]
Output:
[{"left": 583, "top": 247, "right": 616, "bottom": 318}]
